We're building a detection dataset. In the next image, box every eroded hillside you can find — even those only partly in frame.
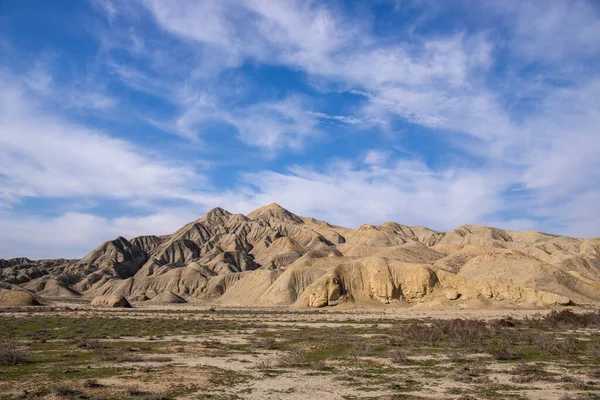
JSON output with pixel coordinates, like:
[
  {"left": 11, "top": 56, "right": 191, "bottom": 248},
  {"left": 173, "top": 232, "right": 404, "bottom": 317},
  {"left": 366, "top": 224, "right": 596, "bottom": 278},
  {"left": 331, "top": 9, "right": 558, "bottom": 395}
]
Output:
[{"left": 2, "top": 203, "right": 600, "bottom": 308}]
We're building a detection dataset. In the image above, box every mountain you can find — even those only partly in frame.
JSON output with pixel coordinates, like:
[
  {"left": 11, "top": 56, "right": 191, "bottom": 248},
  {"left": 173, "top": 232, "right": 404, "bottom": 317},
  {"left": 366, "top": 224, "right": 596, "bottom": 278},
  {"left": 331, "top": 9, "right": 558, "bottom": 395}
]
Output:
[{"left": 1, "top": 203, "right": 600, "bottom": 308}]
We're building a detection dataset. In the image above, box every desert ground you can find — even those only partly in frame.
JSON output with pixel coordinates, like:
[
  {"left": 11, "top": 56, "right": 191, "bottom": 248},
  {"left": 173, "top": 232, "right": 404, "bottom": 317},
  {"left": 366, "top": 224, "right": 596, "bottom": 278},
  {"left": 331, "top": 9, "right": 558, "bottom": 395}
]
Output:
[{"left": 1, "top": 301, "right": 599, "bottom": 400}]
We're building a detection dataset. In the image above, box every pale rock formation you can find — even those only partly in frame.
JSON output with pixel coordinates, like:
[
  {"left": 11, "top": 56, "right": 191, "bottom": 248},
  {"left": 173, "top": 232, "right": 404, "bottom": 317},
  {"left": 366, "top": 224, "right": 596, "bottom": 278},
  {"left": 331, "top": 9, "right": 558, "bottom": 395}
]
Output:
[
  {"left": 149, "top": 291, "right": 186, "bottom": 304},
  {"left": 0, "top": 288, "right": 41, "bottom": 306},
  {"left": 2, "top": 203, "right": 599, "bottom": 309},
  {"left": 91, "top": 295, "right": 132, "bottom": 308}
]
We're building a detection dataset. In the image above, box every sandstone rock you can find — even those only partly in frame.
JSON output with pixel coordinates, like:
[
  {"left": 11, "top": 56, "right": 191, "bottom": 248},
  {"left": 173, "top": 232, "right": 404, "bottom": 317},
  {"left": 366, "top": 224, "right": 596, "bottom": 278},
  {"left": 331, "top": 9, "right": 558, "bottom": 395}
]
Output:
[
  {"left": 23, "top": 278, "right": 80, "bottom": 297},
  {"left": 0, "top": 289, "right": 41, "bottom": 306},
  {"left": 149, "top": 291, "right": 186, "bottom": 304},
  {"left": 128, "top": 294, "right": 148, "bottom": 302},
  {"left": 91, "top": 295, "right": 132, "bottom": 308}
]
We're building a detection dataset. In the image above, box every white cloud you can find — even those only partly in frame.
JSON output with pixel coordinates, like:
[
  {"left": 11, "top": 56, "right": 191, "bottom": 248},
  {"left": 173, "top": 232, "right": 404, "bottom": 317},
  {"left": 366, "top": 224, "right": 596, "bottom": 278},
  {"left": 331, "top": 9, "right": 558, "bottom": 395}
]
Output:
[
  {"left": 150, "top": 94, "right": 322, "bottom": 153},
  {"left": 202, "top": 157, "right": 509, "bottom": 231},
  {"left": 23, "top": 57, "right": 118, "bottom": 112},
  {"left": 0, "top": 69, "right": 207, "bottom": 208},
  {"left": 133, "top": 1, "right": 504, "bottom": 147},
  {"left": 113, "top": 1, "right": 502, "bottom": 156},
  {"left": 0, "top": 209, "right": 200, "bottom": 259},
  {"left": 491, "top": 1, "right": 600, "bottom": 64},
  {"left": 226, "top": 97, "right": 321, "bottom": 153},
  {"left": 363, "top": 150, "right": 389, "bottom": 166},
  {"left": 142, "top": 0, "right": 356, "bottom": 70},
  {"left": 309, "top": 112, "right": 371, "bottom": 125}
]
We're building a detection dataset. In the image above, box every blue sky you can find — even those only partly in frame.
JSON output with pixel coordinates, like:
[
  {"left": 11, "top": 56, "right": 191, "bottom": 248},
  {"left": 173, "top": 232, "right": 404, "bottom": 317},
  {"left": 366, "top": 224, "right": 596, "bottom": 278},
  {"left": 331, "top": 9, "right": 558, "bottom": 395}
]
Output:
[{"left": 1, "top": 0, "right": 599, "bottom": 259}]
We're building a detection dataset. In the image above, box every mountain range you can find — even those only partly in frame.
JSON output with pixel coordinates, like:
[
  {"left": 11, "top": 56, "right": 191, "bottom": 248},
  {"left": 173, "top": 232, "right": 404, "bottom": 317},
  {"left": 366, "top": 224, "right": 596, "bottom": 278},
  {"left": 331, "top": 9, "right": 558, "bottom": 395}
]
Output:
[{"left": 1, "top": 203, "right": 600, "bottom": 308}]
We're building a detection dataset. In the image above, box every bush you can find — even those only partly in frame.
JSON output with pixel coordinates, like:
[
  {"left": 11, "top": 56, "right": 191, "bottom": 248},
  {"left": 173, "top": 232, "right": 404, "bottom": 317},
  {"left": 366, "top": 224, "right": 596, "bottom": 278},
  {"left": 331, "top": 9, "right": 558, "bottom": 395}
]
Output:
[
  {"left": 393, "top": 318, "right": 493, "bottom": 348},
  {"left": 533, "top": 334, "right": 578, "bottom": 357},
  {"left": 126, "top": 385, "right": 143, "bottom": 396},
  {"left": 589, "top": 369, "right": 600, "bottom": 379},
  {"left": 77, "top": 338, "right": 101, "bottom": 349},
  {"left": 441, "top": 319, "right": 490, "bottom": 346},
  {"left": 0, "top": 337, "right": 27, "bottom": 366},
  {"left": 391, "top": 349, "right": 409, "bottom": 364},
  {"left": 559, "top": 375, "right": 593, "bottom": 390},
  {"left": 276, "top": 351, "right": 308, "bottom": 367},
  {"left": 394, "top": 322, "right": 441, "bottom": 345},
  {"left": 586, "top": 341, "right": 600, "bottom": 359},
  {"left": 57, "top": 272, "right": 81, "bottom": 287},
  {"left": 251, "top": 336, "right": 276, "bottom": 350},
  {"left": 351, "top": 341, "right": 378, "bottom": 357},
  {"left": 509, "top": 363, "right": 545, "bottom": 383},
  {"left": 84, "top": 379, "right": 102, "bottom": 388},
  {"left": 541, "top": 310, "right": 600, "bottom": 328},
  {"left": 55, "top": 384, "right": 77, "bottom": 397},
  {"left": 450, "top": 364, "right": 490, "bottom": 383},
  {"left": 488, "top": 345, "right": 523, "bottom": 361}
]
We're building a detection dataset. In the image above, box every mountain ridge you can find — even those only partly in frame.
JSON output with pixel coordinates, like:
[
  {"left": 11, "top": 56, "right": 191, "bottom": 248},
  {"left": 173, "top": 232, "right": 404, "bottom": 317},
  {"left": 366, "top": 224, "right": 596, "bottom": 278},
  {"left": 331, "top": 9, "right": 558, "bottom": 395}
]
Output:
[{"left": 1, "top": 203, "right": 599, "bottom": 309}]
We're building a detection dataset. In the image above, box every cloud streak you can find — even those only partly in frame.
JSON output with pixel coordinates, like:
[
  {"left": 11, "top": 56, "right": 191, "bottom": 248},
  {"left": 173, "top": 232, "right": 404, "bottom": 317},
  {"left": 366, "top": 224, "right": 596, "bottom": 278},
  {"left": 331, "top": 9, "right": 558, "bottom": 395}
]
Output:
[{"left": 0, "top": 68, "right": 207, "bottom": 208}]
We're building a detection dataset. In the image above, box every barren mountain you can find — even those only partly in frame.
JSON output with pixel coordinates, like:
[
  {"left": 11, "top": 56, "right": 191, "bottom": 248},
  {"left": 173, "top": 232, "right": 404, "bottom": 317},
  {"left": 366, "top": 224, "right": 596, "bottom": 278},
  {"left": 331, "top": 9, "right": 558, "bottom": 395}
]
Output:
[{"left": 1, "top": 203, "right": 599, "bottom": 308}]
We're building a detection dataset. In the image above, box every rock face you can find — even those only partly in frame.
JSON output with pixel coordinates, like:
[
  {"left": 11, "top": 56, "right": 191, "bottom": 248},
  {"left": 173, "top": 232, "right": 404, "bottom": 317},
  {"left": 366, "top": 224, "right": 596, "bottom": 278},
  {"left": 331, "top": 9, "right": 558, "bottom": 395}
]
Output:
[
  {"left": 149, "top": 291, "right": 186, "bottom": 304},
  {"left": 91, "top": 295, "right": 132, "bottom": 308},
  {"left": 2, "top": 203, "right": 600, "bottom": 309},
  {"left": 0, "top": 288, "right": 41, "bottom": 306},
  {"left": 23, "top": 278, "right": 80, "bottom": 297}
]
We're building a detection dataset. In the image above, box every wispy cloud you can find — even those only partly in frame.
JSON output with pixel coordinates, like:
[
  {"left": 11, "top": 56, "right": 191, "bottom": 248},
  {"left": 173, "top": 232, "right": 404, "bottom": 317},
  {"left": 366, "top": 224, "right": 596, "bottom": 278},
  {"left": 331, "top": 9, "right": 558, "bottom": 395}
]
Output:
[
  {"left": 0, "top": 68, "right": 207, "bottom": 208},
  {"left": 204, "top": 155, "right": 510, "bottom": 231},
  {"left": 0, "top": 209, "right": 200, "bottom": 259},
  {"left": 489, "top": 1, "right": 600, "bottom": 64},
  {"left": 225, "top": 97, "right": 322, "bottom": 153},
  {"left": 309, "top": 112, "right": 374, "bottom": 125}
]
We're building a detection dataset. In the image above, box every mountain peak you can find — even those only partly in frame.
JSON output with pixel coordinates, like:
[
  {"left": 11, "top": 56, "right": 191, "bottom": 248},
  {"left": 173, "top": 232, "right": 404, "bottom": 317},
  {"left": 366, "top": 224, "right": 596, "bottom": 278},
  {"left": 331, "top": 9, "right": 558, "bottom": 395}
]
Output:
[
  {"left": 199, "top": 207, "right": 232, "bottom": 224},
  {"left": 247, "top": 203, "right": 303, "bottom": 224},
  {"left": 262, "top": 202, "right": 287, "bottom": 211},
  {"left": 204, "top": 207, "right": 231, "bottom": 217}
]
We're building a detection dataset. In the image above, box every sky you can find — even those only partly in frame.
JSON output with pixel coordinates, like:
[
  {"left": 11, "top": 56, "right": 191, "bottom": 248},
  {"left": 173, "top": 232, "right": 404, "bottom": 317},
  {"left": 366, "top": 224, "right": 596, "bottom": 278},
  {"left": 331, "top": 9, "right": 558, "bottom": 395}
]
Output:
[{"left": 1, "top": 0, "right": 599, "bottom": 259}]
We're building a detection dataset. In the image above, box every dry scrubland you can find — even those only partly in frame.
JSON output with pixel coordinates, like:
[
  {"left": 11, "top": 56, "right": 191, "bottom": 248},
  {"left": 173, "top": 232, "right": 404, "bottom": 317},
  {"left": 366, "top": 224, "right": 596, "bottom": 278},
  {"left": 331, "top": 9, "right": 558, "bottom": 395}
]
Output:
[{"left": 1, "top": 305, "right": 600, "bottom": 400}]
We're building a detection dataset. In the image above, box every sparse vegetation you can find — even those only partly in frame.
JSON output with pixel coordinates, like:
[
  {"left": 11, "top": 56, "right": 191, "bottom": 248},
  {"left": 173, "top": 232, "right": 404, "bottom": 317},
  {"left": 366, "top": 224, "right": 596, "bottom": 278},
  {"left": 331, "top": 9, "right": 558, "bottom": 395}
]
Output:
[
  {"left": 54, "top": 384, "right": 77, "bottom": 397},
  {"left": 451, "top": 364, "right": 490, "bottom": 383},
  {"left": 83, "top": 378, "right": 101, "bottom": 388},
  {"left": 0, "top": 337, "right": 27, "bottom": 366},
  {"left": 391, "top": 349, "right": 409, "bottom": 364},
  {"left": 0, "top": 308, "right": 598, "bottom": 399}
]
